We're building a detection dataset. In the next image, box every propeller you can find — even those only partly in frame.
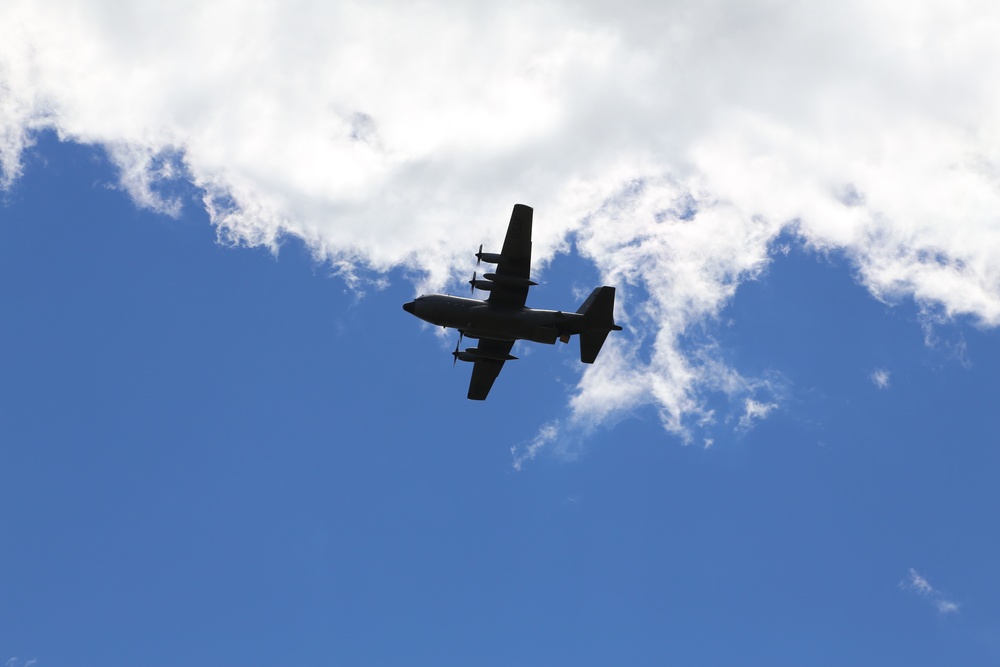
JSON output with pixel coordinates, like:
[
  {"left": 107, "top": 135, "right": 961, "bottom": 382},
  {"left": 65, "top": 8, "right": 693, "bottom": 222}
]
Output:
[
  {"left": 452, "top": 331, "right": 465, "bottom": 367},
  {"left": 469, "top": 271, "right": 477, "bottom": 294},
  {"left": 476, "top": 244, "right": 483, "bottom": 266}
]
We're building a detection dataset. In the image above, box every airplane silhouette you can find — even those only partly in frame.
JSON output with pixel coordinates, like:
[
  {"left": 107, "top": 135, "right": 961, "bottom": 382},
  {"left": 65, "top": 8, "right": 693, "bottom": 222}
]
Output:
[{"left": 403, "top": 204, "right": 623, "bottom": 400}]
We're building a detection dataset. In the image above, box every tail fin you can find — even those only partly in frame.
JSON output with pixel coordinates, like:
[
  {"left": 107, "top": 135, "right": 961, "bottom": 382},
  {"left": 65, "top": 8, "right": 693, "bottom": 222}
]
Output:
[{"left": 576, "top": 286, "right": 623, "bottom": 364}]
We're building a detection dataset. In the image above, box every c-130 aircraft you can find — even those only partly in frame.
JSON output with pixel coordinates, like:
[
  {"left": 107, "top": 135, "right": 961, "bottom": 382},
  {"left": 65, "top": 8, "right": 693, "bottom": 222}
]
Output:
[{"left": 403, "top": 204, "right": 623, "bottom": 400}]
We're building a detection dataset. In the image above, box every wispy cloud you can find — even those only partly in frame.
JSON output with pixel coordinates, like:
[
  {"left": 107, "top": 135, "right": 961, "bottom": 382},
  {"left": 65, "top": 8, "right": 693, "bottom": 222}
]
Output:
[
  {"left": 511, "top": 421, "right": 560, "bottom": 471},
  {"left": 738, "top": 398, "right": 778, "bottom": 431},
  {"left": 900, "top": 568, "right": 960, "bottom": 615},
  {"left": 4, "top": 0, "right": 1000, "bottom": 435},
  {"left": 871, "top": 369, "right": 890, "bottom": 389},
  {"left": 935, "top": 599, "right": 960, "bottom": 614},
  {"left": 906, "top": 569, "right": 935, "bottom": 596},
  {"left": 6, "top": 659, "right": 38, "bottom": 667}
]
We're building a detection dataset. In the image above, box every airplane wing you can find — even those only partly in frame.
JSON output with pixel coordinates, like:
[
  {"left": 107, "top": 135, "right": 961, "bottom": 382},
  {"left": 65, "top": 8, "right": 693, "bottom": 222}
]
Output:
[
  {"left": 486, "top": 204, "right": 533, "bottom": 310},
  {"left": 467, "top": 337, "right": 516, "bottom": 400}
]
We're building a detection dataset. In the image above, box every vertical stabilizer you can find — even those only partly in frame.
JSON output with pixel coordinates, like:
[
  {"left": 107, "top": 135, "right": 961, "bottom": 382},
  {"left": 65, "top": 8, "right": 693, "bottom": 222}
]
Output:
[{"left": 576, "top": 286, "right": 623, "bottom": 363}]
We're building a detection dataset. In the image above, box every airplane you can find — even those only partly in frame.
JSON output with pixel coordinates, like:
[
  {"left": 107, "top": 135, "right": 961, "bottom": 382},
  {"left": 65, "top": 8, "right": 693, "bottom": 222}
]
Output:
[{"left": 403, "top": 204, "right": 623, "bottom": 400}]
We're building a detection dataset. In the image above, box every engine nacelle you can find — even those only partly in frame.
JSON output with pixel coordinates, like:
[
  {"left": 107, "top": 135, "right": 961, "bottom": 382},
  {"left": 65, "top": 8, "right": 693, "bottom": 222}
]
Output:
[
  {"left": 471, "top": 280, "right": 494, "bottom": 291},
  {"left": 453, "top": 347, "right": 518, "bottom": 362},
  {"left": 482, "top": 273, "right": 538, "bottom": 287},
  {"left": 453, "top": 351, "right": 479, "bottom": 363},
  {"left": 476, "top": 251, "right": 504, "bottom": 264}
]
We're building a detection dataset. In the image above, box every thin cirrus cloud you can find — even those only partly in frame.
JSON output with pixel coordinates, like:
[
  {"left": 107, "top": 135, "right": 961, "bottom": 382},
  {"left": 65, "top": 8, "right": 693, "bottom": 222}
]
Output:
[
  {"left": 3, "top": 0, "right": 1000, "bottom": 440},
  {"left": 901, "top": 568, "right": 960, "bottom": 615}
]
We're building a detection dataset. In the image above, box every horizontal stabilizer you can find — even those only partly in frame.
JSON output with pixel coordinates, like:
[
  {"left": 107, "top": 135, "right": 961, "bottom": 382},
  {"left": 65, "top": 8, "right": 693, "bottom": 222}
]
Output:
[{"left": 580, "top": 330, "right": 611, "bottom": 364}]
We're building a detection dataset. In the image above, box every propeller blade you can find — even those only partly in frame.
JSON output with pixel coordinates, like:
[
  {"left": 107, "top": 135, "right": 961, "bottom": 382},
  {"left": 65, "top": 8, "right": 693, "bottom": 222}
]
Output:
[
  {"left": 477, "top": 244, "right": 483, "bottom": 266},
  {"left": 453, "top": 337, "right": 460, "bottom": 367},
  {"left": 469, "top": 271, "right": 477, "bottom": 294}
]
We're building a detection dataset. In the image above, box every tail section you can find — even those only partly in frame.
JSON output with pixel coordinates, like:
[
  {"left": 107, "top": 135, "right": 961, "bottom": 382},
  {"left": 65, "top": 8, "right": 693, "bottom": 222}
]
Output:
[{"left": 576, "top": 286, "right": 624, "bottom": 364}]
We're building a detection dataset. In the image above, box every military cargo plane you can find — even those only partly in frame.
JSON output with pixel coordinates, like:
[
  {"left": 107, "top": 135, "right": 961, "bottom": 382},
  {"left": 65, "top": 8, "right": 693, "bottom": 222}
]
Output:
[{"left": 403, "top": 204, "right": 623, "bottom": 400}]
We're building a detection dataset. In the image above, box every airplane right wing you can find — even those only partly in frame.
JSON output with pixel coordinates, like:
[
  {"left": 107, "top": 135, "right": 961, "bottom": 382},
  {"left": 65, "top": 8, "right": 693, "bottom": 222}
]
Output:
[{"left": 466, "top": 337, "right": 516, "bottom": 400}]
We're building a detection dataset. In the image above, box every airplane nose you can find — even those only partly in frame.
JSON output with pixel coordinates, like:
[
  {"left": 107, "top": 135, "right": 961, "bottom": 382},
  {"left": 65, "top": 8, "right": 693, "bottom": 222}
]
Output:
[{"left": 402, "top": 301, "right": 415, "bottom": 314}]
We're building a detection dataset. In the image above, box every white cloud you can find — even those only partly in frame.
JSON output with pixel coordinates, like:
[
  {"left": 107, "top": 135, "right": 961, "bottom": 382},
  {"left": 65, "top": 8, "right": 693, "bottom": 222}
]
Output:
[
  {"left": 738, "top": 399, "right": 778, "bottom": 431},
  {"left": 935, "top": 599, "right": 960, "bottom": 614},
  {"left": 511, "top": 421, "right": 560, "bottom": 471},
  {"left": 901, "top": 568, "right": 960, "bottom": 614},
  {"left": 4, "top": 0, "right": 1000, "bottom": 438},
  {"left": 906, "top": 568, "right": 935, "bottom": 596},
  {"left": 871, "top": 369, "right": 891, "bottom": 389},
  {"left": 5, "top": 659, "right": 36, "bottom": 667}
]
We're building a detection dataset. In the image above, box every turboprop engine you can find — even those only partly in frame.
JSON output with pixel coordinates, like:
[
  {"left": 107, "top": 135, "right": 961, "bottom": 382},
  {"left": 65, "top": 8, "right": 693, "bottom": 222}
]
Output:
[
  {"left": 475, "top": 244, "right": 504, "bottom": 265},
  {"left": 452, "top": 346, "right": 519, "bottom": 363}
]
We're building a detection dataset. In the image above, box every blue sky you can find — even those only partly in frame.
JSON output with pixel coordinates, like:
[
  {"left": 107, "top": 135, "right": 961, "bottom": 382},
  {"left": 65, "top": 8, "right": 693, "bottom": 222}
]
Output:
[
  {"left": 4, "top": 130, "right": 1000, "bottom": 667},
  {"left": 4, "top": 2, "right": 1000, "bottom": 665}
]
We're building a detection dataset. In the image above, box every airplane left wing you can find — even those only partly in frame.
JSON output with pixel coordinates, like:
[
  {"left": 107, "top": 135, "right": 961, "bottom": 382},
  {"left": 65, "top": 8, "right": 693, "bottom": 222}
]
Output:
[
  {"left": 486, "top": 204, "right": 533, "bottom": 310},
  {"left": 467, "top": 337, "right": 516, "bottom": 400}
]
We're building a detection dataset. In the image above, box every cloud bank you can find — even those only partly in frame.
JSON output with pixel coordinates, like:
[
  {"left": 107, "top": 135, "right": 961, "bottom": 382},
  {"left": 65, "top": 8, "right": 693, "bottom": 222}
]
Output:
[{"left": 3, "top": 0, "right": 1000, "bottom": 438}]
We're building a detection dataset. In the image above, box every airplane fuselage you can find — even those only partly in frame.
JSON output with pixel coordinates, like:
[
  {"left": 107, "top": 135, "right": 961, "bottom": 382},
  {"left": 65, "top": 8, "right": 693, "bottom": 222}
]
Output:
[{"left": 403, "top": 294, "right": 586, "bottom": 345}]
